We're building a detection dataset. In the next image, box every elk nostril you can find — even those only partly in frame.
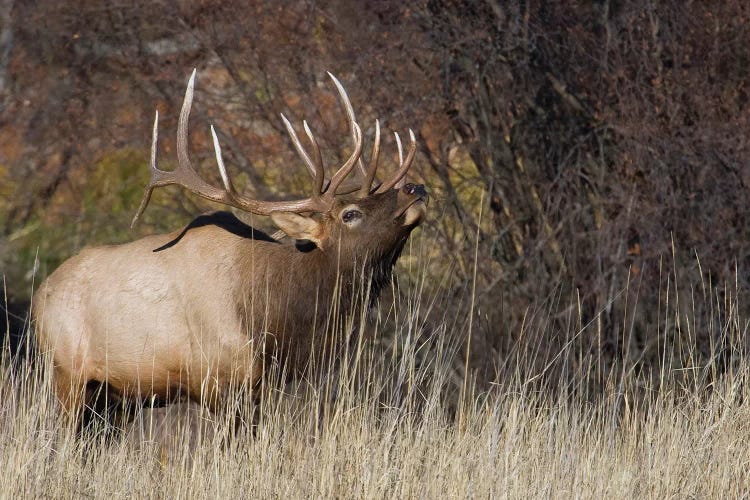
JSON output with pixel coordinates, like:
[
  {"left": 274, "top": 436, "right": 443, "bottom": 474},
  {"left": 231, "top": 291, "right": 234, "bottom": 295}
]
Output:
[
  {"left": 413, "top": 184, "right": 427, "bottom": 197},
  {"left": 403, "top": 183, "right": 422, "bottom": 195}
]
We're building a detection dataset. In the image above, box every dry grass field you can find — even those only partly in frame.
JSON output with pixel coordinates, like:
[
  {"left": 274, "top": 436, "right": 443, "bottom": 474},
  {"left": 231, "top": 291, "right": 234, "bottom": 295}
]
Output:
[
  {"left": 3, "top": 242, "right": 750, "bottom": 499},
  {"left": 3, "top": 2, "right": 750, "bottom": 498}
]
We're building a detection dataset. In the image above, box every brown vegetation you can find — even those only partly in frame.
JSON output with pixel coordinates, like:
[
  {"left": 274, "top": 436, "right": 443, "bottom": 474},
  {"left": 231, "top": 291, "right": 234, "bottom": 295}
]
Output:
[{"left": 3, "top": 250, "right": 750, "bottom": 497}]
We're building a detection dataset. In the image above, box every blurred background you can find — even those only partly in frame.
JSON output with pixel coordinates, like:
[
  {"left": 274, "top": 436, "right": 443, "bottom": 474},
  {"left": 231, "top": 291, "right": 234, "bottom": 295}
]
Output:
[{"left": 1, "top": 0, "right": 749, "bottom": 394}]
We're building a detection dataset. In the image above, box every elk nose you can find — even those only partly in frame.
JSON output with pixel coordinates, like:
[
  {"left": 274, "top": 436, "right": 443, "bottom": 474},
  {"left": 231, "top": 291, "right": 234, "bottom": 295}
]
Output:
[{"left": 403, "top": 183, "right": 427, "bottom": 198}]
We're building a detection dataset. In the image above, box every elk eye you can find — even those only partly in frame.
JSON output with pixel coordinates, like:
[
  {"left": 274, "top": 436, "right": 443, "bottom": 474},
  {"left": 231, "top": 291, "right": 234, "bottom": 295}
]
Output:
[{"left": 342, "top": 209, "right": 363, "bottom": 224}]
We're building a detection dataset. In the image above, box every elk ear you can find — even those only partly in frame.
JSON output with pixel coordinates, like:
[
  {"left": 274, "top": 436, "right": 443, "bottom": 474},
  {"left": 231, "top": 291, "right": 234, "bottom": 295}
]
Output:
[{"left": 270, "top": 212, "right": 323, "bottom": 245}]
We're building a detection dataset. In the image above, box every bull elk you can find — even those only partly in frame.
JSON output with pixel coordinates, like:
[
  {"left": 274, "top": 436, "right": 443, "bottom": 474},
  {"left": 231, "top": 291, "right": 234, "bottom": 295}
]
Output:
[{"left": 32, "top": 71, "right": 427, "bottom": 426}]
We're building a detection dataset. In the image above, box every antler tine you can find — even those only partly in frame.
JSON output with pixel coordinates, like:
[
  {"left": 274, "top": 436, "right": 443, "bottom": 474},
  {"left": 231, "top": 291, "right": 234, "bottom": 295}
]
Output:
[
  {"left": 327, "top": 72, "right": 367, "bottom": 178},
  {"left": 176, "top": 69, "right": 196, "bottom": 178},
  {"left": 376, "top": 129, "right": 417, "bottom": 193},
  {"left": 359, "top": 119, "right": 381, "bottom": 197},
  {"left": 393, "top": 130, "right": 408, "bottom": 189},
  {"left": 210, "top": 125, "right": 235, "bottom": 194},
  {"left": 394, "top": 131, "right": 404, "bottom": 166},
  {"left": 131, "top": 110, "right": 161, "bottom": 228},
  {"left": 325, "top": 122, "right": 363, "bottom": 197},
  {"left": 303, "top": 120, "right": 325, "bottom": 196},
  {"left": 280, "top": 114, "right": 326, "bottom": 196},
  {"left": 280, "top": 114, "right": 318, "bottom": 180}
]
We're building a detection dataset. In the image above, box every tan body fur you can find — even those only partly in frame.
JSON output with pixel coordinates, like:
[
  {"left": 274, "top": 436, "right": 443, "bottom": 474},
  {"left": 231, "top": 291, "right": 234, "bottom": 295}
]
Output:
[{"left": 34, "top": 214, "right": 341, "bottom": 412}]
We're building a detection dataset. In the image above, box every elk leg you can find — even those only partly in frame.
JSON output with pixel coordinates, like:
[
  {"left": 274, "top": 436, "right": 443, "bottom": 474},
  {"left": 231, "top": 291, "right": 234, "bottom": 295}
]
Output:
[
  {"left": 187, "top": 360, "right": 264, "bottom": 435},
  {"left": 52, "top": 367, "right": 86, "bottom": 429},
  {"left": 246, "top": 376, "right": 266, "bottom": 437},
  {"left": 243, "top": 359, "right": 268, "bottom": 436}
]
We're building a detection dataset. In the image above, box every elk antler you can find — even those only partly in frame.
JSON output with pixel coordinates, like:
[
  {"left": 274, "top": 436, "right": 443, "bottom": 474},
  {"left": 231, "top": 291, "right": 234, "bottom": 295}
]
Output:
[
  {"left": 131, "top": 69, "right": 363, "bottom": 228},
  {"left": 375, "top": 129, "right": 416, "bottom": 193},
  {"left": 327, "top": 72, "right": 416, "bottom": 196}
]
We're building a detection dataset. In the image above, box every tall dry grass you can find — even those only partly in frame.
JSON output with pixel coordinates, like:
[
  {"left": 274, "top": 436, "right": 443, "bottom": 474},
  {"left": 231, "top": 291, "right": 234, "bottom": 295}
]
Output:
[{"left": 2, "top": 232, "right": 749, "bottom": 498}]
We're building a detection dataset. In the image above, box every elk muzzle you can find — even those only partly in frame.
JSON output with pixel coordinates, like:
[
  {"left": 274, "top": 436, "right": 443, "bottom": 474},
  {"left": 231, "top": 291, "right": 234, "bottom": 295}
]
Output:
[{"left": 395, "top": 183, "right": 428, "bottom": 226}]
